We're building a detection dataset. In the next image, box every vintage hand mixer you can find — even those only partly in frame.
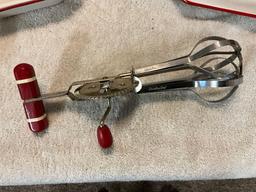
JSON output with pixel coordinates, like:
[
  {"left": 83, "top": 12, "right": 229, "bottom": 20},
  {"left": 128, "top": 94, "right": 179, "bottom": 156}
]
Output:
[{"left": 14, "top": 36, "right": 243, "bottom": 149}]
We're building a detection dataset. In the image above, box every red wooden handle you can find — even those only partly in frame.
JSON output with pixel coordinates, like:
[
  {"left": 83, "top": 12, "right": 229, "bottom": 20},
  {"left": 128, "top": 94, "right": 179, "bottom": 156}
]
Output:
[{"left": 14, "top": 63, "right": 48, "bottom": 133}]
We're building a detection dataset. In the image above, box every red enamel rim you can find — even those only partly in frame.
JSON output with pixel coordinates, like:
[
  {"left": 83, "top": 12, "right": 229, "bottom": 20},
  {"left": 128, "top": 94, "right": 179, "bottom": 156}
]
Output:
[
  {"left": 183, "top": 0, "right": 256, "bottom": 18},
  {"left": 0, "top": 0, "right": 42, "bottom": 12}
]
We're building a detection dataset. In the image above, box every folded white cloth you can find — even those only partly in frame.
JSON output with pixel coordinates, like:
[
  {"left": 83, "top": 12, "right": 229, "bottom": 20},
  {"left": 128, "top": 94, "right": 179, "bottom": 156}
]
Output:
[{"left": 0, "top": 0, "right": 256, "bottom": 186}]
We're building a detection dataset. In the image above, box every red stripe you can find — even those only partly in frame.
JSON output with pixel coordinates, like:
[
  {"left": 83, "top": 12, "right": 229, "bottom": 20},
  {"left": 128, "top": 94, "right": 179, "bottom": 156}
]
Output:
[
  {"left": 0, "top": 0, "right": 42, "bottom": 12},
  {"left": 183, "top": 0, "right": 256, "bottom": 18}
]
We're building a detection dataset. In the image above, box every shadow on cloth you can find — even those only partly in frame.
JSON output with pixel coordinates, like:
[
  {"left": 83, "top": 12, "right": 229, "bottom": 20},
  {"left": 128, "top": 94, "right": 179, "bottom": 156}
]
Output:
[
  {"left": 44, "top": 88, "right": 238, "bottom": 127},
  {"left": 0, "top": 0, "right": 82, "bottom": 36},
  {"left": 42, "top": 26, "right": 140, "bottom": 129},
  {"left": 173, "top": 0, "right": 256, "bottom": 33},
  {"left": 44, "top": 95, "right": 140, "bottom": 126}
]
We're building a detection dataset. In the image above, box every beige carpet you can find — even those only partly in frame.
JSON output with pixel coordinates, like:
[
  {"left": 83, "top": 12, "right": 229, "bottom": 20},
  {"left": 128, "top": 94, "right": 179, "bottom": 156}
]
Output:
[{"left": 0, "top": 0, "right": 256, "bottom": 186}]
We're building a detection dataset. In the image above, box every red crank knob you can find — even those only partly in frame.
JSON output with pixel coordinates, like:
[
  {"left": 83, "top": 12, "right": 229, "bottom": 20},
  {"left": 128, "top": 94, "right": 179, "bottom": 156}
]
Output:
[
  {"left": 14, "top": 63, "right": 48, "bottom": 133},
  {"left": 97, "top": 124, "right": 113, "bottom": 149}
]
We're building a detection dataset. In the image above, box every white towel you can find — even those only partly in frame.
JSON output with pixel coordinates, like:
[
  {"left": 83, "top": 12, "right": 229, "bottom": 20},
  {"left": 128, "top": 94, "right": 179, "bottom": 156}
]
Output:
[{"left": 0, "top": 0, "right": 256, "bottom": 186}]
